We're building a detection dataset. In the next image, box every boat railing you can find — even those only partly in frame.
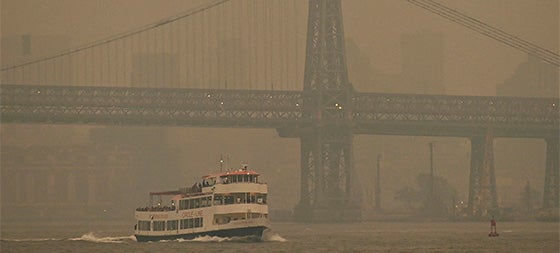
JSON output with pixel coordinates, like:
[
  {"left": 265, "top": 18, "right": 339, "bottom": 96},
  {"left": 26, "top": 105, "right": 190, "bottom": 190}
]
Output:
[
  {"left": 182, "top": 181, "right": 266, "bottom": 194},
  {"left": 220, "top": 181, "right": 267, "bottom": 185},
  {"left": 136, "top": 206, "right": 176, "bottom": 212}
]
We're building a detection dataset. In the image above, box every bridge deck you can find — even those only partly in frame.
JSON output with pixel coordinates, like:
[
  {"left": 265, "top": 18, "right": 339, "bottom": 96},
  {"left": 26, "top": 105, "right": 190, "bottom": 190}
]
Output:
[{"left": 1, "top": 85, "right": 558, "bottom": 138}]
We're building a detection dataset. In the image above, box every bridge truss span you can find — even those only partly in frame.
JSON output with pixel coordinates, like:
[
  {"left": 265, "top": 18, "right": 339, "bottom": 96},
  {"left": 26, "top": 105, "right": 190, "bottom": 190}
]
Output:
[
  {"left": 0, "top": 84, "right": 303, "bottom": 128},
  {"left": 352, "top": 92, "right": 559, "bottom": 138},
  {"left": 2, "top": 84, "right": 558, "bottom": 138}
]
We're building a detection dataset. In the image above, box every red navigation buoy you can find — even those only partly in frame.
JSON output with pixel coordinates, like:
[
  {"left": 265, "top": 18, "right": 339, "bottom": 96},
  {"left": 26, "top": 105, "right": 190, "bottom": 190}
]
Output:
[{"left": 488, "top": 216, "right": 499, "bottom": 237}]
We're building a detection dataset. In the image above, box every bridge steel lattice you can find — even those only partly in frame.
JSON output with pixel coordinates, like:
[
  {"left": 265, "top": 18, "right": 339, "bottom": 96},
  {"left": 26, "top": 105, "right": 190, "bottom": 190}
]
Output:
[{"left": 1, "top": 0, "right": 559, "bottom": 221}]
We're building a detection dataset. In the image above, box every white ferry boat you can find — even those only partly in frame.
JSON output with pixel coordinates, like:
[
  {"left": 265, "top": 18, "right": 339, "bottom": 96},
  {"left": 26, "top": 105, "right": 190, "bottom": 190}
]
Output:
[{"left": 134, "top": 165, "right": 270, "bottom": 242}]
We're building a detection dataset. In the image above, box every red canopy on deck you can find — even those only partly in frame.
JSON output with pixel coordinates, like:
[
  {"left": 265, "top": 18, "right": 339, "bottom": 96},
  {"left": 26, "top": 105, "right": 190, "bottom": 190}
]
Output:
[{"left": 149, "top": 190, "right": 182, "bottom": 196}]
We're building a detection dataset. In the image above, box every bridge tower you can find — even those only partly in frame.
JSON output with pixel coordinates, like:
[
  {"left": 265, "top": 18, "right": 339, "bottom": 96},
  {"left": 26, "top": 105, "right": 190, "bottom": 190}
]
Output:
[
  {"left": 468, "top": 128, "right": 498, "bottom": 218},
  {"left": 293, "top": 0, "right": 360, "bottom": 222}
]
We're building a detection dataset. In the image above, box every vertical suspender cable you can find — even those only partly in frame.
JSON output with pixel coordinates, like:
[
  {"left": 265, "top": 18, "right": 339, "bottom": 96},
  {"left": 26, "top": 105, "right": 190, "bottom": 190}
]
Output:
[
  {"left": 249, "top": 0, "right": 255, "bottom": 90},
  {"left": 202, "top": 11, "right": 207, "bottom": 88},
  {"left": 171, "top": 20, "right": 176, "bottom": 88}
]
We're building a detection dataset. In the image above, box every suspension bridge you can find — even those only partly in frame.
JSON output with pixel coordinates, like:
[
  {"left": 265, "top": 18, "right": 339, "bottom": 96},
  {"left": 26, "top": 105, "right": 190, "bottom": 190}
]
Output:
[{"left": 1, "top": 0, "right": 558, "bottom": 222}]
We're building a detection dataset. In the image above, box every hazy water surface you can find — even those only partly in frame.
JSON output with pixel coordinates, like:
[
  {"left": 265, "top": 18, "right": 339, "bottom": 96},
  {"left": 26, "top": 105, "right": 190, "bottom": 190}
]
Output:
[{"left": 1, "top": 221, "right": 558, "bottom": 252}]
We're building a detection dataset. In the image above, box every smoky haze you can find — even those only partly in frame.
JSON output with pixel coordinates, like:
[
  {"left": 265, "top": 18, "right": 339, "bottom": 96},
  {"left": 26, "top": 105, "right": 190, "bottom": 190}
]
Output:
[{"left": 1, "top": 0, "right": 558, "bottom": 223}]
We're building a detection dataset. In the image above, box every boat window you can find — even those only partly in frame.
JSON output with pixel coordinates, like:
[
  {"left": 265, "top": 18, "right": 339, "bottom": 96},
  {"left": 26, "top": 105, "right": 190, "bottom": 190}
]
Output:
[
  {"left": 213, "top": 214, "right": 231, "bottom": 225},
  {"left": 180, "top": 219, "right": 187, "bottom": 229},
  {"left": 138, "top": 221, "right": 151, "bottom": 231},
  {"left": 153, "top": 221, "right": 165, "bottom": 231},
  {"left": 210, "top": 192, "right": 269, "bottom": 205},
  {"left": 232, "top": 193, "right": 246, "bottom": 203},
  {"left": 237, "top": 175, "right": 243, "bottom": 182},
  {"left": 257, "top": 193, "right": 267, "bottom": 204},
  {"left": 250, "top": 213, "right": 262, "bottom": 219},
  {"left": 194, "top": 217, "right": 202, "bottom": 228},
  {"left": 179, "top": 199, "right": 188, "bottom": 210},
  {"left": 166, "top": 220, "right": 178, "bottom": 230},
  {"left": 201, "top": 196, "right": 212, "bottom": 207},
  {"left": 224, "top": 195, "right": 234, "bottom": 205},
  {"left": 213, "top": 194, "right": 223, "bottom": 205},
  {"left": 179, "top": 218, "right": 202, "bottom": 229}
]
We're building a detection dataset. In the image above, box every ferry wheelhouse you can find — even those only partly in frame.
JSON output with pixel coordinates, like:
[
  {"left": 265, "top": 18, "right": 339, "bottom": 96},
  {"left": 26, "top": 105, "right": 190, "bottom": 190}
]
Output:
[{"left": 134, "top": 166, "right": 269, "bottom": 242}]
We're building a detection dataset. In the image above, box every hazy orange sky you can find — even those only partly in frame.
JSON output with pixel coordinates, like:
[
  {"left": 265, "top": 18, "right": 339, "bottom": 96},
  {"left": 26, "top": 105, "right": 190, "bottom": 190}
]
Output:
[
  {"left": 2, "top": 0, "right": 558, "bottom": 96},
  {"left": 1, "top": 0, "right": 557, "bottom": 212}
]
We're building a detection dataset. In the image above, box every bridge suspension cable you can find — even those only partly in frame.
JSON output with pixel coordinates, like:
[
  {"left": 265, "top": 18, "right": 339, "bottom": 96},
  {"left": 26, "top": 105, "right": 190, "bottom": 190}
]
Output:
[
  {"left": 407, "top": 0, "right": 559, "bottom": 67},
  {"left": 0, "top": 0, "right": 231, "bottom": 72}
]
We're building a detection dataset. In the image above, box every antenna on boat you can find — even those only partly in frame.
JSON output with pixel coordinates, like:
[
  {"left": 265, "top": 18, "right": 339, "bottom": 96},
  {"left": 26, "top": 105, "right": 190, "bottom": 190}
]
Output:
[
  {"left": 219, "top": 154, "right": 224, "bottom": 172},
  {"left": 227, "top": 154, "right": 231, "bottom": 170}
]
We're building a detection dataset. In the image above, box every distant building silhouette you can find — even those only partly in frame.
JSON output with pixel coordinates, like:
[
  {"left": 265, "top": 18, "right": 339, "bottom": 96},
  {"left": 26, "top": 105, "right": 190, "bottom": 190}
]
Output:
[
  {"left": 496, "top": 56, "right": 559, "bottom": 97},
  {"left": 1, "top": 145, "right": 134, "bottom": 220},
  {"left": 346, "top": 32, "right": 445, "bottom": 94},
  {"left": 345, "top": 38, "right": 374, "bottom": 91},
  {"left": 1, "top": 34, "right": 69, "bottom": 68}
]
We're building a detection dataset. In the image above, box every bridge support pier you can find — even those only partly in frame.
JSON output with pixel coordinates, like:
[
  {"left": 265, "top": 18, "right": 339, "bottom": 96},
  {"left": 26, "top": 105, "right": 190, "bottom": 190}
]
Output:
[
  {"left": 467, "top": 129, "right": 498, "bottom": 218},
  {"left": 543, "top": 137, "right": 559, "bottom": 209},
  {"left": 294, "top": 127, "right": 360, "bottom": 222}
]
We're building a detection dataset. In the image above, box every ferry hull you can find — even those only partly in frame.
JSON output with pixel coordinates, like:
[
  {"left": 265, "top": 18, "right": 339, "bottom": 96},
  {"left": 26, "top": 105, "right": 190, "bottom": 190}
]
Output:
[{"left": 135, "top": 226, "right": 268, "bottom": 242}]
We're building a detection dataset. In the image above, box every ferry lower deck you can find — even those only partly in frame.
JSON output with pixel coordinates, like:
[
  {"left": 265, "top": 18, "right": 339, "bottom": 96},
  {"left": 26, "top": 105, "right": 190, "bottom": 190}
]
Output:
[{"left": 135, "top": 223, "right": 269, "bottom": 242}]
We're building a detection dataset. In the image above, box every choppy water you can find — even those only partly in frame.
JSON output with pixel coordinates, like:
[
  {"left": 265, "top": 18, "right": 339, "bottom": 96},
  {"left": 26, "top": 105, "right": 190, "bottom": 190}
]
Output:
[{"left": 1, "top": 221, "right": 558, "bottom": 252}]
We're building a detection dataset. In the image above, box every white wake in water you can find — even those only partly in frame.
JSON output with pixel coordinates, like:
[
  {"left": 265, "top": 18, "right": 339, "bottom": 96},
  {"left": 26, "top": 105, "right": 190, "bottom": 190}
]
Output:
[
  {"left": 262, "top": 229, "right": 287, "bottom": 242},
  {"left": 185, "top": 235, "right": 236, "bottom": 242},
  {"left": 1, "top": 238, "right": 62, "bottom": 242},
  {"left": 3, "top": 231, "right": 285, "bottom": 244},
  {"left": 68, "top": 232, "right": 136, "bottom": 243},
  {"left": 163, "top": 229, "right": 286, "bottom": 243},
  {"left": 2, "top": 232, "right": 135, "bottom": 243},
  {"left": 170, "top": 235, "right": 262, "bottom": 243}
]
